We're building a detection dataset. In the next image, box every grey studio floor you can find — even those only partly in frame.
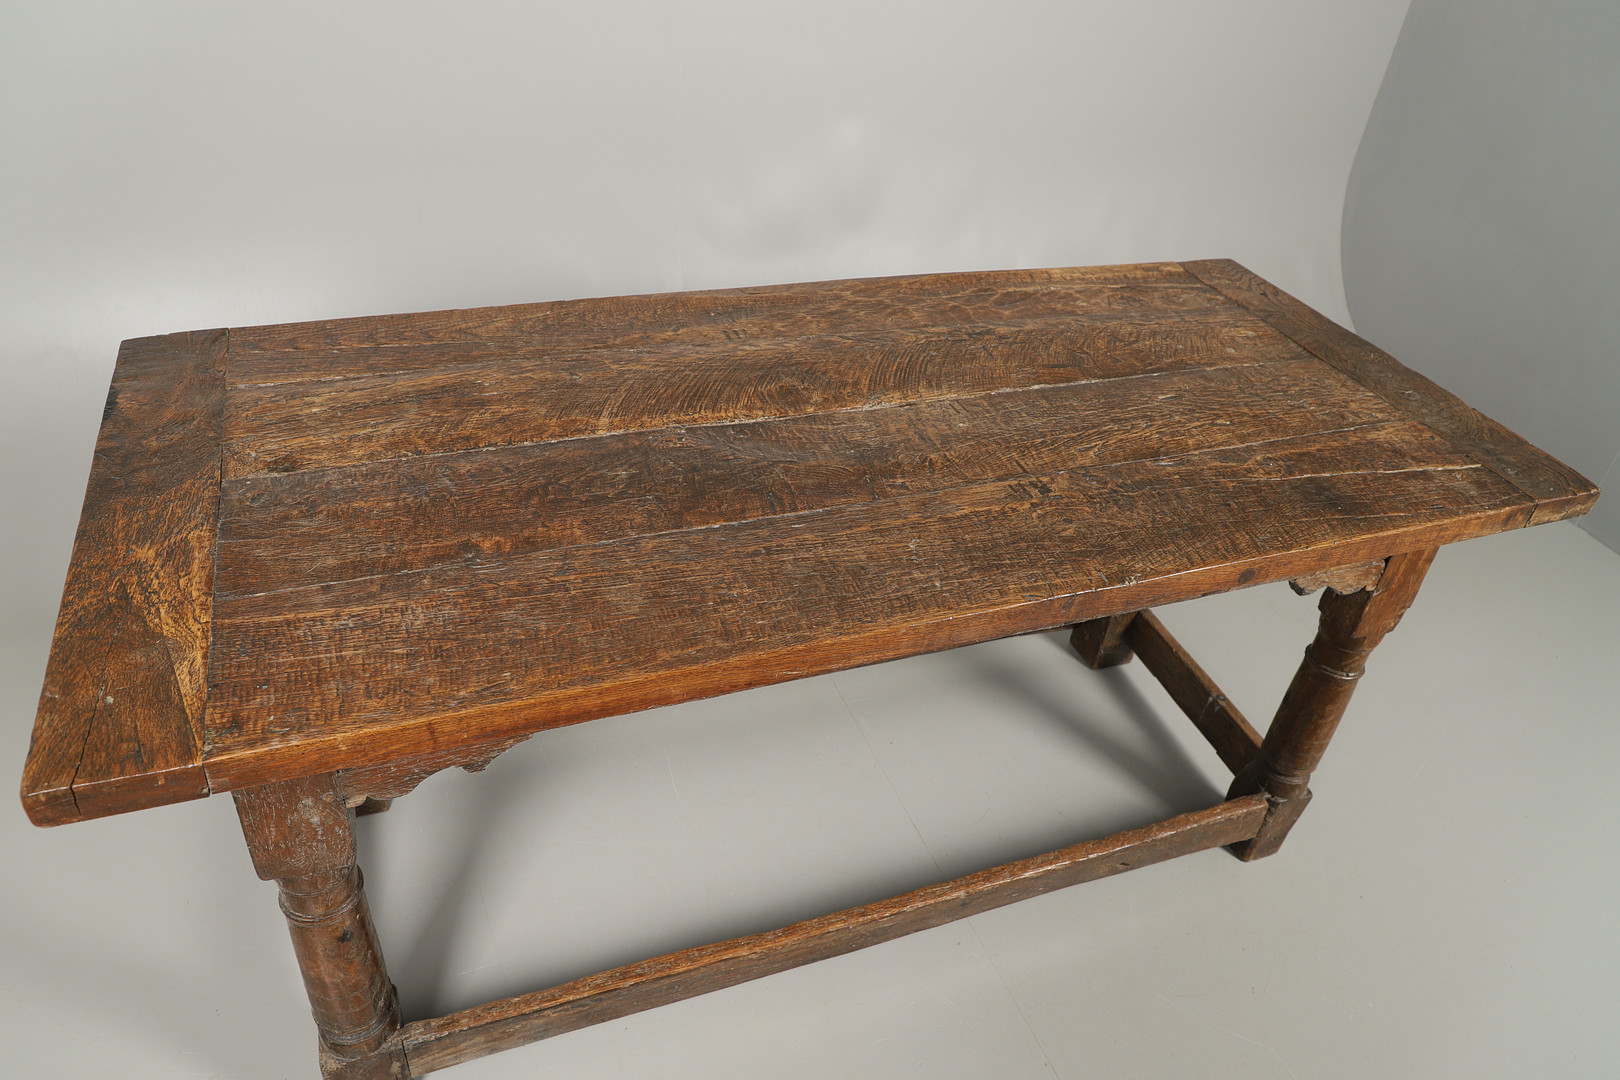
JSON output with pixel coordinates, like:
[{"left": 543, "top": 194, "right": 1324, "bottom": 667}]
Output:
[{"left": 3, "top": 520, "right": 1618, "bottom": 1079}]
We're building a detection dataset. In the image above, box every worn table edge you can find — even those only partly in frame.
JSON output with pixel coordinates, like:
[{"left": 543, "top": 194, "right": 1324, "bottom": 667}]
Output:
[
  {"left": 21, "top": 330, "right": 227, "bottom": 826},
  {"left": 197, "top": 513, "right": 1526, "bottom": 796},
  {"left": 1181, "top": 259, "right": 1600, "bottom": 524}
]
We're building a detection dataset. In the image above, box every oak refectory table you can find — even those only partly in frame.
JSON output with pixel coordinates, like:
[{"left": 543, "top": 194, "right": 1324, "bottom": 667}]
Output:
[{"left": 23, "top": 261, "right": 1598, "bottom": 1078}]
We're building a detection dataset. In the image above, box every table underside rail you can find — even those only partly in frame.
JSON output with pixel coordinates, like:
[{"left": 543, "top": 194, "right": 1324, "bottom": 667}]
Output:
[
  {"left": 399, "top": 794, "right": 1267, "bottom": 1074},
  {"left": 1074, "top": 609, "right": 1266, "bottom": 774},
  {"left": 386, "top": 608, "right": 1265, "bottom": 1075}
]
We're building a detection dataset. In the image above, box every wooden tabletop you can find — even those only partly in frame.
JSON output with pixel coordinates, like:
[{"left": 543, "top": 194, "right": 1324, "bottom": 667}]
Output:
[{"left": 23, "top": 260, "right": 1597, "bottom": 826}]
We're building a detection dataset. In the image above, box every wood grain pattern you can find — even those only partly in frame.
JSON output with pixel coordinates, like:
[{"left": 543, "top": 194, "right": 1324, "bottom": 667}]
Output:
[
  {"left": 227, "top": 263, "right": 1204, "bottom": 357},
  {"left": 1182, "top": 259, "right": 1599, "bottom": 524},
  {"left": 202, "top": 420, "right": 1530, "bottom": 790},
  {"left": 221, "top": 306, "right": 1289, "bottom": 477},
  {"left": 226, "top": 277, "right": 1220, "bottom": 387},
  {"left": 22, "top": 331, "right": 226, "bottom": 826},
  {"left": 234, "top": 772, "right": 356, "bottom": 881},
  {"left": 400, "top": 795, "right": 1268, "bottom": 1074},
  {"left": 214, "top": 358, "right": 1393, "bottom": 596}
]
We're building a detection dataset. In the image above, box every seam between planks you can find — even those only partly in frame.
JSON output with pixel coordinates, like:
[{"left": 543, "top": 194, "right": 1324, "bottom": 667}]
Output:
[
  {"left": 220, "top": 356, "right": 1299, "bottom": 481},
  {"left": 214, "top": 418, "right": 1425, "bottom": 605},
  {"left": 198, "top": 500, "right": 1531, "bottom": 792}
]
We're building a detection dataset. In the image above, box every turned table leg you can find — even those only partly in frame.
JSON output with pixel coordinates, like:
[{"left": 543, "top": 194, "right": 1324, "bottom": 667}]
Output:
[
  {"left": 1227, "top": 547, "right": 1438, "bottom": 860},
  {"left": 235, "top": 774, "right": 406, "bottom": 1078}
]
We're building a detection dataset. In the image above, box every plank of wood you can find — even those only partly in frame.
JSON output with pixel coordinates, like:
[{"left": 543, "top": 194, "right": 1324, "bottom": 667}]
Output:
[
  {"left": 202, "top": 421, "right": 1530, "bottom": 790},
  {"left": 214, "top": 358, "right": 1398, "bottom": 597},
  {"left": 220, "top": 307, "right": 1293, "bottom": 477},
  {"left": 400, "top": 795, "right": 1268, "bottom": 1074},
  {"left": 227, "top": 263, "right": 1204, "bottom": 356},
  {"left": 1127, "top": 611, "right": 1263, "bottom": 775},
  {"left": 1182, "top": 259, "right": 1600, "bottom": 524},
  {"left": 22, "top": 331, "right": 226, "bottom": 825},
  {"left": 226, "top": 280, "right": 1223, "bottom": 387}
]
